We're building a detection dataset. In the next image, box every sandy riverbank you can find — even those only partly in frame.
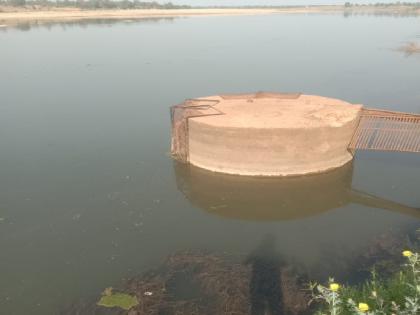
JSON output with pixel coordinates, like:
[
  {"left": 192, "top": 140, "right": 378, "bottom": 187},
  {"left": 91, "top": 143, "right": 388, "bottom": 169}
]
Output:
[
  {"left": 0, "top": 7, "right": 324, "bottom": 23},
  {"left": 0, "top": 5, "right": 418, "bottom": 26}
]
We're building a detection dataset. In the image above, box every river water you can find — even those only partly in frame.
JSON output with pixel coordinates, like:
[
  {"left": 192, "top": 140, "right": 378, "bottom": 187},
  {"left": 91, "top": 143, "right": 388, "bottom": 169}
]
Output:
[{"left": 0, "top": 13, "right": 419, "bottom": 314}]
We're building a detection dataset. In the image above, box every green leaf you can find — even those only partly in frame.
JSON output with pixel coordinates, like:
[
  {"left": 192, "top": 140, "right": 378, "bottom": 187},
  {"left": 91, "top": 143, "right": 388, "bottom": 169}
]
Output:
[{"left": 97, "top": 292, "right": 139, "bottom": 310}]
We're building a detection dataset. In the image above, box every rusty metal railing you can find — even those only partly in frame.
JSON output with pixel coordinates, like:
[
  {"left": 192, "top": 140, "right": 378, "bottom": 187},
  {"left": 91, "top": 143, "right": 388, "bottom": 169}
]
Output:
[
  {"left": 170, "top": 99, "right": 223, "bottom": 163},
  {"left": 348, "top": 108, "right": 420, "bottom": 153}
]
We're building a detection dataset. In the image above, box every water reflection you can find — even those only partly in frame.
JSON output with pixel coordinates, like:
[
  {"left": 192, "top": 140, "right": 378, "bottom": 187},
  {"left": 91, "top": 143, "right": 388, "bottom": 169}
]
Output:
[
  {"left": 2, "top": 11, "right": 419, "bottom": 32},
  {"left": 342, "top": 11, "right": 420, "bottom": 18},
  {"left": 174, "top": 161, "right": 420, "bottom": 221},
  {"left": 245, "top": 234, "right": 283, "bottom": 315},
  {"left": 0, "top": 17, "right": 176, "bottom": 32}
]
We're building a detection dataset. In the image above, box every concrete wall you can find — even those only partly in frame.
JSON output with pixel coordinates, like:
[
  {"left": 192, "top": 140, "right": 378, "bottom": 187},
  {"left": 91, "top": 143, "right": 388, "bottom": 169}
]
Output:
[{"left": 188, "top": 112, "right": 361, "bottom": 176}]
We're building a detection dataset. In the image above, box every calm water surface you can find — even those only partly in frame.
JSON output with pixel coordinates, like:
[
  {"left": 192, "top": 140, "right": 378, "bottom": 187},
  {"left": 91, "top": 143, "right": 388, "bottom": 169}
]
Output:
[{"left": 1, "top": 13, "right": 420, "bottom": 314}]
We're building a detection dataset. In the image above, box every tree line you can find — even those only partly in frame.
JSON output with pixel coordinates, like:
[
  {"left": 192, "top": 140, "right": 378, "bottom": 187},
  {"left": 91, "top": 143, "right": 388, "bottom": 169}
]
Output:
[
  {"left": 0, "top": 0, "right": 191, "bottom": 9},
  {"left": 344, "top": 2, "right": 420, "bottom": 7}
]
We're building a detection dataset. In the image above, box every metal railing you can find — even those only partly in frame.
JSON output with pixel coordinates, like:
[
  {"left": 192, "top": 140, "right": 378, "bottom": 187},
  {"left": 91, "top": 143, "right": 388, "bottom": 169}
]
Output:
[
  {"left": 348, "top": 108, "right": 420, "bottom": 153},
  {"left": 170, "top": 99, "right": 223, "bottom": 162}
]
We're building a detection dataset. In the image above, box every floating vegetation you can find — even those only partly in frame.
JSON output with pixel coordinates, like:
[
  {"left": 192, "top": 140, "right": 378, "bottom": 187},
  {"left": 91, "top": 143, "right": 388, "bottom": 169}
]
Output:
[
  {"left": 97, "top": 290, "right": 139, "bottom": 311},
  {"left": 399, "top": 42, "right": 420, "bottom": 55}
]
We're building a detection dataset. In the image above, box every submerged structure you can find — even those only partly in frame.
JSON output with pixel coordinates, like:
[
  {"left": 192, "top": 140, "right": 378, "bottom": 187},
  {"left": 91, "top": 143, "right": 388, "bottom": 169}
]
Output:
[{"left": 170, "top": 92, "right": 420, "bottom": 176}]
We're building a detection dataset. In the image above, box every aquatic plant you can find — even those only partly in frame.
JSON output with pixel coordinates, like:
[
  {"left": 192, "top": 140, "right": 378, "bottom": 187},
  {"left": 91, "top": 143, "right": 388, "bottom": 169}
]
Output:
[
  {"left": 400, "top": 42, "right": 420, "bottom": 55},
  {"left": 310, "top": 250, "right": 419, "bottom": 315},
  {"left": 97, "top": 287, "right": 139, "bottom": 311}
]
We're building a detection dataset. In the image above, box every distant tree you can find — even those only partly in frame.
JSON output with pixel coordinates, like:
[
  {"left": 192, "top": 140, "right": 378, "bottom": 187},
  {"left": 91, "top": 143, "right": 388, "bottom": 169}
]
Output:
[
  {"left": 8, "top": 0, "right": 26, "bottom": 6},
  {"left": 344, "top": 2, "right": 352, "bottom": 7},
  {"left": 1, "top": 0, "right": 191, "bottom": 9}
]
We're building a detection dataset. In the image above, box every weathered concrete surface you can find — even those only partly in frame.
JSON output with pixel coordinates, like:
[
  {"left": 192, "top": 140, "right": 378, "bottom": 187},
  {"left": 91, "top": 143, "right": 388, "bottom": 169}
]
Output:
[{"left": 188, "top": 94, "right": 363, "bottom": 176}]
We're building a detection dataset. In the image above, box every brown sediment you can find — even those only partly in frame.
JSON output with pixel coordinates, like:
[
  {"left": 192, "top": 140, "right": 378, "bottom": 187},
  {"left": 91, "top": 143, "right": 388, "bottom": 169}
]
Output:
[
  {"left": 60, "top": 251, "right": 311, "bottom": 315},
  {"left": 60, "top": 227, "right": 420, "bottom": 315},
  {"left": 314, "top": 228, "right": 417, "bottom": 282}
]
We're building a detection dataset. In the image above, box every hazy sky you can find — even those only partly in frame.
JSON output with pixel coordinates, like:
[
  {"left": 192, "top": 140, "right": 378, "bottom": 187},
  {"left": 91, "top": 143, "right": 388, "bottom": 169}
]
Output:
[{"left": 161, "top": 0, "right": 420, "bottom": 6}]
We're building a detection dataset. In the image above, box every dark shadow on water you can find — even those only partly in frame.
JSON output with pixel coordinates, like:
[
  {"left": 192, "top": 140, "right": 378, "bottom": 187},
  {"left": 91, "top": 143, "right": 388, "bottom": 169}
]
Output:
[{"left": 245, "top": 234, "right": 283, "bottom": 315}]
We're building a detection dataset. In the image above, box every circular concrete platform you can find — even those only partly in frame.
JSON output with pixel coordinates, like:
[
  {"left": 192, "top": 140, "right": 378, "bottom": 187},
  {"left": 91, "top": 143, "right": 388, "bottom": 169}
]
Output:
[{"left": 185, "top": 93, "right": 363, "bottom": 176}]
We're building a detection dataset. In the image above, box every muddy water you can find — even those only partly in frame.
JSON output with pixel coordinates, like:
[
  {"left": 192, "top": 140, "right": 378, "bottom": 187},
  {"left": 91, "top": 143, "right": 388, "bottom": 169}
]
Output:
[{"left": 0, "top": 14, "right": 419, "bottom": 314}]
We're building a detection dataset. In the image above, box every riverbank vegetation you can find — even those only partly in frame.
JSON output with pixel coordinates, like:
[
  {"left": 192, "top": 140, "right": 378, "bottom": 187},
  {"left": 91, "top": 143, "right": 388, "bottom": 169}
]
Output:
[
  {"left": 0, "top": 0, "right": 191, "bottom": 10},
  {"left": 1, "top": 1, "right": 420, "bottom": 13},
  {"left": 341, "top": 2, "right": 420, "bottom": 16},
  {"left": 311, "top": 250, "right": 419, "bottom": 315}
]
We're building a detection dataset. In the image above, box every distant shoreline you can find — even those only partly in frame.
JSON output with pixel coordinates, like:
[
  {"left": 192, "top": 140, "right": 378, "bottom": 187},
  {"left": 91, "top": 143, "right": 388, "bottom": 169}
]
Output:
[
  {"left": 0, "top": 5, "right": 419, "bottom": 26},
  {"left": 0, "top": 7, "right": 329, "bottom": 24}
]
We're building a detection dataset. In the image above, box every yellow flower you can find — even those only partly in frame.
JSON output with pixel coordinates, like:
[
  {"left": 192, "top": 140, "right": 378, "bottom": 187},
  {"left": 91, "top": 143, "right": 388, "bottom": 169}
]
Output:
[
  {"left": 402, "top": 250, "right": 413, "bottom": 257},
  {"left": 329, "top": 283, "right": 340, "bottom": 292},
  {"left": 358, "top": 303, "right": 369, "bottom": 312}
]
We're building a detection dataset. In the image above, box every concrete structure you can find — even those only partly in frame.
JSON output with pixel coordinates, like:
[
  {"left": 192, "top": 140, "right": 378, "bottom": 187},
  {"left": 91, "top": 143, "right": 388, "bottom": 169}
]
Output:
[{"left": 182, "top": 93, "right": 363, "bottom": 176}]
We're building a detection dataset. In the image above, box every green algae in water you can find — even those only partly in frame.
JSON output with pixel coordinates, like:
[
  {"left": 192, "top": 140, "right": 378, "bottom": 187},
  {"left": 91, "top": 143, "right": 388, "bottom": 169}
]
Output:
[{"left": 97, "top": 292, "right": 139, "bottom": 310}]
